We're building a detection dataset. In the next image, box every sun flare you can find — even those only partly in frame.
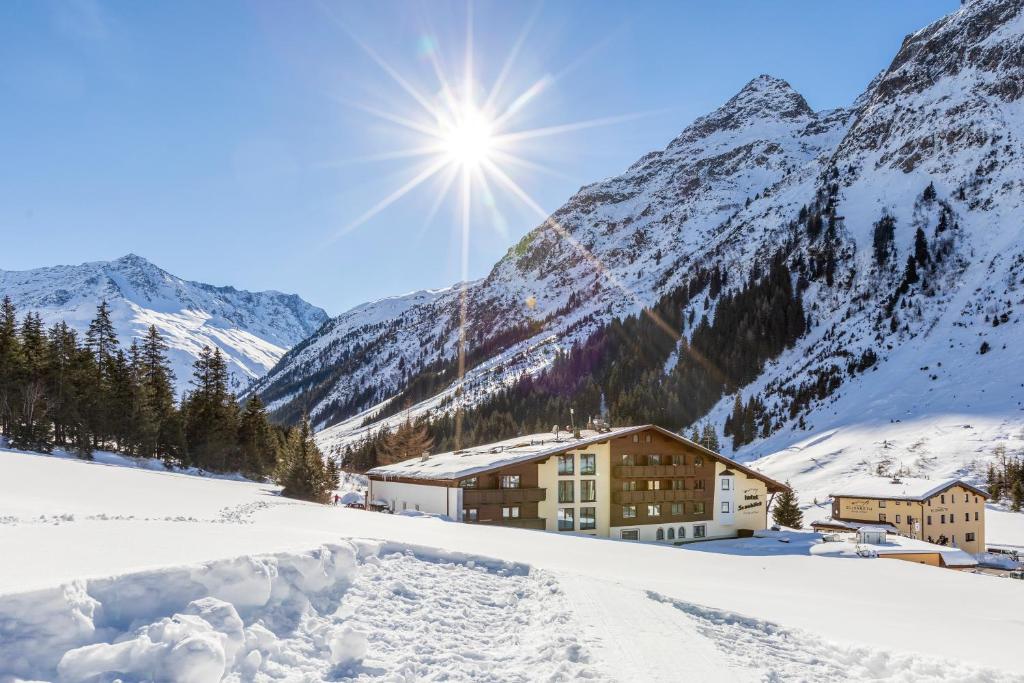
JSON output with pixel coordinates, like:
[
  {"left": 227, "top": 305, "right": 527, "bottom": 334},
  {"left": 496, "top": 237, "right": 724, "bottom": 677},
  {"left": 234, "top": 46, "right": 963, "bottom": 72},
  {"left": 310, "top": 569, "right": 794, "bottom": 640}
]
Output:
[{"left": 441, "top": 105, "right": 495, "bottom": 168}]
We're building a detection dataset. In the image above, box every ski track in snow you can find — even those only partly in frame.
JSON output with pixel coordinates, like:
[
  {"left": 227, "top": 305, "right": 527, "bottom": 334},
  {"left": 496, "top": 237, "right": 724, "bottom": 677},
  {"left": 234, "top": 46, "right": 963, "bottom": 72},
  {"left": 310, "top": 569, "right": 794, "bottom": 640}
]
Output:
[{"left": 645, "top": 592, "right": 1019, "bottom": 683}]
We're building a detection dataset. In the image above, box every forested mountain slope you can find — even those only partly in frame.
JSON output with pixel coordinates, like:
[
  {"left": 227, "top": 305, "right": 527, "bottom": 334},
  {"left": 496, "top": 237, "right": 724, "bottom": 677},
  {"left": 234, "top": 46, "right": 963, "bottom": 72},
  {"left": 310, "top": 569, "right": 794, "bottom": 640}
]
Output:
[{"left": 266, "top": 0, "right": 1023, "bottom": 496}]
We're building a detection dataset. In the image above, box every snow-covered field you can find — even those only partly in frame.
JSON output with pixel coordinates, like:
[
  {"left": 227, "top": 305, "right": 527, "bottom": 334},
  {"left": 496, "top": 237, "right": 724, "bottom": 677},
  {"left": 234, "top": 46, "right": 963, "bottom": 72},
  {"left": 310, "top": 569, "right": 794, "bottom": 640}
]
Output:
[{"left": 2, "top": 449, "right": 1024, "bottom": 681}]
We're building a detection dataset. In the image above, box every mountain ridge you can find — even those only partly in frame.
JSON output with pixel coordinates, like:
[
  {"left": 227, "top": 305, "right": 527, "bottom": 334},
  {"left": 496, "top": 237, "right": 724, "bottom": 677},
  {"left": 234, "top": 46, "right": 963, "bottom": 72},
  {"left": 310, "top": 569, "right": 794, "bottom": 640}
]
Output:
[{"left": 0, "top": 254, "right": 329, "bottom": 395}]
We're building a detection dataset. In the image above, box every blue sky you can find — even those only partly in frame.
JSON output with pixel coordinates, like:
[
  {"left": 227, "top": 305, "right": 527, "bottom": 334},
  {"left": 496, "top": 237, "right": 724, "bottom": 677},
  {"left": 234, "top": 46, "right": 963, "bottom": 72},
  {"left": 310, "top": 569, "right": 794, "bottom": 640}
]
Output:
[{"left": 0, "top": 0, "right": 958, "bottom": 314}]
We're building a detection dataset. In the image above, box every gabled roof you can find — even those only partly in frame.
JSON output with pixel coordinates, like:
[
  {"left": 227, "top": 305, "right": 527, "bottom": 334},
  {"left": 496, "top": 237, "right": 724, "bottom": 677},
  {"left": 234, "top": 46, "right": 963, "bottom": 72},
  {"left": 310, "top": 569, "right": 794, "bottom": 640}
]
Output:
[
  {"left": 829, "top": 476, "right": 988, "bottom": 502},
  {"left": 367, "top": 423, "right": 789, "bottom": 492}
]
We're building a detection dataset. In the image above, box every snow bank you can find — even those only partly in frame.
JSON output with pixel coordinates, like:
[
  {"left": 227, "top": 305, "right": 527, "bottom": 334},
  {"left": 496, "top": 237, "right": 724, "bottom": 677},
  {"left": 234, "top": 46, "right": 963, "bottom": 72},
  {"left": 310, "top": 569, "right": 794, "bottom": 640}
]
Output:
[{"left": 0, "top": 540, "right": 591, "bottom": 682}]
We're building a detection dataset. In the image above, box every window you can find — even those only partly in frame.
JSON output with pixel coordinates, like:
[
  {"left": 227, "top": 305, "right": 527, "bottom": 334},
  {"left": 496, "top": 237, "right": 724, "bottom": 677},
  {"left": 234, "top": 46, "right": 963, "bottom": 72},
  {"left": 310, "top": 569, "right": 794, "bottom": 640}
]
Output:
[
  {"left": 671, "top": 479, "right": 685, "bottom": 490},
  {"left": 646, "top": 480, "right": 660, "bottom": 491},
  {"left": 632, "top": 434, "right": 639, "bottom": 443},
  {"left": 671, "top": 502, "right": 683, "bottom": 516},
  {"left": 621, "top": 529, "right": 639, "bottom": 541},
  {"left": 557, "top": 454, "right": 574, "bottom": 476},
  {"left": 460, "top": 477, "right": 478, "bottom": 488},
  {"left": 464, "top": 508, "right": 478, "bottom": 522},
  {"left": 965, "top": 513, "right": 969, "bottom": 522},
  {"left": 721, "top": 478, "right": 731, "bottom": 491},
  {"left": 667, "top": 527, "right": 675, "bottom": 540},
  {"left": 722, "top": 502, "right": 731, "bottom": 514},
  {"left": 648, "top": 504, "right": 661, "bottom": 517},
  {"left": 974, "top": 496, "right": 979, "bottom": 504},
  {"left": 896, "top": 514, "right": 901, "bottom": 523},
  {"left": 878, "top": 500, "right": 886, "bottom": 508},
  {"left": 580, "top": 479, "right": 596, "bottom": 503},
  {"left": 649, "top": 454, "right": 662, "bottom": 466},
  {"left": 940, "top": 494, "right": 946, "bottom": 504},
  {"left": 579, "top": 507, "right": 596, "bottom": 530},
  {"left": 558, "top": 508, "right": 575, "bottom": 531},
  {"left": 622, "top": 480, "right": 638, "bottom": 491},
  {"left": 580, "top": 453, "right": 596, "bottom": 475},
  {"left": 656, "top": 528, "right": 665, "bottom": 541},
  {"left": 693, "top": 502, "right": 705, "bottom": 515},
  {"left": 695, "top": 479, "right": 705, "bottom": 490},
  {"left": 500, "top": 475, "right": 520, "bottom": 489},
  {"left": 645, "top": 434, "right": 652, "bottom": 443},
  {"left": 878, "top": 513, "right": 886, "bottom": 522},
  {"left": 621, "top": 453, "right": 635, "bottom": 466},
  {"left": 940, "top": 514, "right": 946, "bottom": 524},
  {"left": 927, "top": 515, "right": 932, "bottom": 525},
  {"left": 964, "top": 494, "right": 969, "bottom": 503},
  {"left": 694, "top": 456, "right": 704, "bottom": 467},
  {"left": 558, "top": 480, "right": 574, "bottom": 503},
  {"left": 677, "top": 527, "right": 686, "bottom": 539},
  {"left": 966, "top": 532, "right": 976, "bottom": 542},
  {"left": 672, "top": 455, "right": 683, "bottom": 466},
  {"left": 975, "top": 511, "right": 979, "bottom": 521},
  {"left": 694, "top": 524, "right": 706, "bottom": 538},
  {"left": 622, "top": 505, "right": 637, "bottom": 519},
  {"left": 502, "top": 506, "right": 520, "bottom": 519}
]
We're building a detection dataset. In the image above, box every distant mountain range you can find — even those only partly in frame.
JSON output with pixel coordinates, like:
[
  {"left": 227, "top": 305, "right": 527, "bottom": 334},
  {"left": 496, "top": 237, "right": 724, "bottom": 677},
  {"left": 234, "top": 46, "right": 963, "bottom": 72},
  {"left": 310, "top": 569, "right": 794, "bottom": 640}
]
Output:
[{"left": 0, "top": 254, "right": 329, "bottom": 395}]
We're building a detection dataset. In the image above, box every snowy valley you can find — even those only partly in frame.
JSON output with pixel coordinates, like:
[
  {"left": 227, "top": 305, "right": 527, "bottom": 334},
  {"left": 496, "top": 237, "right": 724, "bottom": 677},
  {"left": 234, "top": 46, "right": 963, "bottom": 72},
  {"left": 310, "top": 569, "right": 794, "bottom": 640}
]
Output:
[{"left": 253, "top": 0, "right": 1024, "bottom": 517}]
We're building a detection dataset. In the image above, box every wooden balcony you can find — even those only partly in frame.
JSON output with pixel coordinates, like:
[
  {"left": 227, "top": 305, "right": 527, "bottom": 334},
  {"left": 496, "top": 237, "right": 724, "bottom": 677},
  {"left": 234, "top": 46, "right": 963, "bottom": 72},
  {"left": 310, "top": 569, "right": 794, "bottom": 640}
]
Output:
[
  {"left": 462, "top": 487, "right": 546, "bottom": 506},
  {"left": 613, "top": 465, "right": 697, "bottom": 478},
  {"left": 612, "top": 489, "right": 705, "bottom": 504}
]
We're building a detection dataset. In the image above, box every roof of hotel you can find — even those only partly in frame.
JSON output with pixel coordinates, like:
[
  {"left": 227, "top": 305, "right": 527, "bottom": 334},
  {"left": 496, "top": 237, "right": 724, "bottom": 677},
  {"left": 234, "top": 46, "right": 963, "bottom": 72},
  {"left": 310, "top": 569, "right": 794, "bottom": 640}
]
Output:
[
  {"left": 367, "top": 424, "right": 788, "bottom": 491},
  {"left": 810, "top": 533, "right": 979, "bottom": 567},
  {"left": 828, "top": 476, "right": 988, "bottom": 502}
]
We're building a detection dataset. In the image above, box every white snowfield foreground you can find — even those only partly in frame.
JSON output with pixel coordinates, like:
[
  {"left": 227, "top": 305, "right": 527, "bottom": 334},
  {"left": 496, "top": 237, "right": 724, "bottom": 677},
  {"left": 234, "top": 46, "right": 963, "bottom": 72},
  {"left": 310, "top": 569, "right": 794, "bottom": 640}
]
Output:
[{"left": 1, "top": 450, "right": 1023, "bottom": 681}]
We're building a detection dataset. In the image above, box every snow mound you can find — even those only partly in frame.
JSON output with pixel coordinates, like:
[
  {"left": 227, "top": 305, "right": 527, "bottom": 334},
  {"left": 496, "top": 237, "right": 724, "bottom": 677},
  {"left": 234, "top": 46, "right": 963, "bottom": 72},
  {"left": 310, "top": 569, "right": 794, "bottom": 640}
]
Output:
[{"left": 0, "top": 541, "right": 597, "bottom": 682}]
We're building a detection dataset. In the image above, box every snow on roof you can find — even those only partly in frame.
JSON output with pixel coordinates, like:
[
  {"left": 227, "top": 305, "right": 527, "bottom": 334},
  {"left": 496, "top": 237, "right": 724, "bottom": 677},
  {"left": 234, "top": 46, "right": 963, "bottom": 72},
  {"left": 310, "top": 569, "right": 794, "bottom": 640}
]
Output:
[
  {"left": 812, "top": 533, "right": 978, "bottom": 567},
  {"left": 367, "top": 427, "right": 641, "bottom": 481},
  {"left": 829, "top": 476, "right": 986, "bottom": 502},
  {"left": 856, "top": 525, "right": 891, "bottom": 534},
  {"left": 812, "top": 518, "right": 898, "bottom": 533}
]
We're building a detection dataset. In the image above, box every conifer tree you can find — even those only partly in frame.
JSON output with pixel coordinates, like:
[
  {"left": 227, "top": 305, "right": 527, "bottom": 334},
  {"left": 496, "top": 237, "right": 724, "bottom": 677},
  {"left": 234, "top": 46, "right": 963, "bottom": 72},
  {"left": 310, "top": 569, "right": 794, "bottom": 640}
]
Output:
[
  {"left": 183, "top": 346, "right": 239, "bottom": 471},
  {"left": 903, "top": 255, "right": 919, "bottom": 285},
  {"left": 11, "top": 313, "right": 52, "bottom": 452},
  {"left": 700, "top": 421, "right": 720, "bottom": 452},
  {"left": 378, "top": 415, "right": 434, "bottom": 465},
  {"left": 1012, "top": 479, "right": 1024, "bottom": 513},
  {"left": 280, "top": 415, "right": 333, "bottom": 502},
  {"left": 913, "top": 227, "right": 930, "bottom": 266},
  {"left": 0, "top": 296, "right": 23, "bottom": 437},
  {"left": 238, "top": 395, "right": 276, "bottom": 478},
  {"left": 772, "top": 482, "right": 803, "bottom": 529}
]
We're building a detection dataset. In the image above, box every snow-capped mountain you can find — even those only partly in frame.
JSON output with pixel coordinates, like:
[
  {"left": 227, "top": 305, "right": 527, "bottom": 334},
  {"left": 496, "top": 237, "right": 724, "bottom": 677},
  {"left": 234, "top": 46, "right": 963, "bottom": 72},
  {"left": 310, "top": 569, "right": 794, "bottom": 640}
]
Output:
[
  {"left": 260, "top": 0, "right": 1023, "bottom": 502},
  {"left": 0, "top": 254, "right": 329, "bottom": 395}
]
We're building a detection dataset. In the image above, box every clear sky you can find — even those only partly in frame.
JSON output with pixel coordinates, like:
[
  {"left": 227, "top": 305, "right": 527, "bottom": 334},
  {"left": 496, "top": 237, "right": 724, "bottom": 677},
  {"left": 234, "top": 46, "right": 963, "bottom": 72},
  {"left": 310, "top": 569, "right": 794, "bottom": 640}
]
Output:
[{"left": 0, "top": 0, "right": 958, "bottom": 315}]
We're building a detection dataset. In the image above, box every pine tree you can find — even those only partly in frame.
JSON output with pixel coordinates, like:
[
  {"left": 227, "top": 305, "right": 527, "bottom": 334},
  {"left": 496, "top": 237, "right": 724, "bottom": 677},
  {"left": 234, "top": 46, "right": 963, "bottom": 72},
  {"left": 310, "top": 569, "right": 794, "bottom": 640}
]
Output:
[
  {"left": 0, "top": 296, "right": 24, "bottom": 437},
  {"left": 280, "top": 415, "right": 332, "bottom": 503},
  {"left": 772, "top": 483, "right": 803, "bottom": 529},
  {"left": 378, "top": 416, "right": 434, "bottom": 465},
  {"left": 913, "top": 227, "right": 930, "bottom": 266},
  {"left": 138, "top": 326, "right": 180, "bottom": 462},
  {"left": 700, "top": 421, "right": 720, "bottom": 452},
  {"left": 1011, "top": 479, "right": 1024, "bottom": 513},
  {"left": 922, "top": 181, "right": 936, "bottom": 202},
  {"left": 237, "top": 395, "right": 276, "bottom": 478},
  {"left": 11, "top": 313, "right": 53, "bottom": 452},
  {"left": 903, "top": 255, "right": 919, "bottom": 286},
  {"left": 182, "top": 346, "right": 239, "bottom": 471}
]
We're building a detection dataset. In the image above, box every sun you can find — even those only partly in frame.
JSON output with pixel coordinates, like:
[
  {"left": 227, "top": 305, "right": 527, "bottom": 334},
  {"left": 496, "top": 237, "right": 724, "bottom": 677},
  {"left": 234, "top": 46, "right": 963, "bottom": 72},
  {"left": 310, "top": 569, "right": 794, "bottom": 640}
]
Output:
[{"left": 441, "top": 105, "right": 495, "bottom": 168}]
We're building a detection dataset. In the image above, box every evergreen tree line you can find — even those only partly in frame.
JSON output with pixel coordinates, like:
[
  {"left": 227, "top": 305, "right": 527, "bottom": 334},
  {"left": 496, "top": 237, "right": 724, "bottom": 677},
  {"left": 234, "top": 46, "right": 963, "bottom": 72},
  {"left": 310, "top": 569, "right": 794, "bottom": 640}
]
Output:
[
  {"left": 987, "top": 453, "right": 1024, "bottom": 512},
  {"left": 342, "top": 251, "right": 807, "bottom": 471},
  {"left": 0, "top": 298, "right": 337, "bottom": 501}
]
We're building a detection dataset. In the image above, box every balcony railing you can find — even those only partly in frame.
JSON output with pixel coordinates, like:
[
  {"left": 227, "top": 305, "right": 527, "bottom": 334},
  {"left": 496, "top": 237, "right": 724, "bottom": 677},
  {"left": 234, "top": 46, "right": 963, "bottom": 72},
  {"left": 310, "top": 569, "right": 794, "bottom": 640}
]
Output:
[
  {"left": 462, "top": 487, "right": 546, "bottom": 506},
  {"left": 613, "top": 465, "right": 697, "bottom": 478},
  {"left": 612, "top": 489, "right": 706, "bottom": 504}
]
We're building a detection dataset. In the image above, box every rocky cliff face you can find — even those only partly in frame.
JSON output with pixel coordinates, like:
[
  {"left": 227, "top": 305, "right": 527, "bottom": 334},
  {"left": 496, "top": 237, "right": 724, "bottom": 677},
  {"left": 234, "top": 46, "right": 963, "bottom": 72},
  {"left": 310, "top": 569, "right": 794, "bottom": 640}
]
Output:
[
  {"left": 0, "top": 254, "right": 329, "bottom": 395},
  {"left": 262, "top": 0, "right": 1023, "bottom": 494}
]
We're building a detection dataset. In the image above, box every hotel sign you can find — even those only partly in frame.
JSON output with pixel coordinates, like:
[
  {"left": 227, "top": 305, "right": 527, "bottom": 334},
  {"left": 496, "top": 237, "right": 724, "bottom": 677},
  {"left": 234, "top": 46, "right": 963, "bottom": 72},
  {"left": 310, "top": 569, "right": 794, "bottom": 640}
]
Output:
[{"left": 738, "top": 488, "right": 762, "bottom": 513}]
